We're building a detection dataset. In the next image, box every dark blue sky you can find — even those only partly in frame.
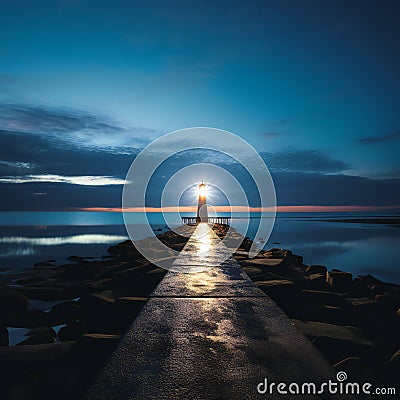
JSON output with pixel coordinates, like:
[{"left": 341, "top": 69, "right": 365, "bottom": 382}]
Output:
[{"left": 0, "top": 0, "right": 399, "bottom": 210}]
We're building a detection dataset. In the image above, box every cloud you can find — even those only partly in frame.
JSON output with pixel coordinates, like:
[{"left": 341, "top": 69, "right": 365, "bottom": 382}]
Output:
[
  {"left": 0, "top": 103, "right": 159, "bottom": 151},
  {"left": 0, "top": 128, "right": 134, "bottom": 176},
  {"left": 262, "top": 149, "right": 349, "bottom": 173},
  {"left": 0, "top": 182, "right": 123, "bottom": 211},
  {"left": 0, "top": 174, "right": 126, "bottom": 186},
  {"left": 0, "top": 160, "right": 34, "bottom": 169},
  {"left": 358, "top": 131, "right": 400, "bottom": 144},
  {"left": 0, "top": 102, "right": 397, "bottom": 211},
  {"left": 272, "top": 172, "right": 400, "bottom": 207},
  {"left": 0, "top": 160, "right": 36, "bottom": 174}
]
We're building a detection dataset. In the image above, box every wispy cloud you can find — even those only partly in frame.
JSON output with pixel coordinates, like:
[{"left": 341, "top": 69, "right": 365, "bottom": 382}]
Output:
[
  {"left": 262, "top": 149, "right": 349, "bottom": 173},
  {"left": 0, "top": 174, "right": 126, "bottom": 186},
  {"left": 359, "top": 131, "right": 400, "bottom": 144},
  {"left": 0, "top": 128, "right": 134, "bottom": 176},
  {"left": 0, "top": 103, "right": 160, "bottom": 151},
  {"left": 0, "top": 160, "right": 35, "bottom": 169}
]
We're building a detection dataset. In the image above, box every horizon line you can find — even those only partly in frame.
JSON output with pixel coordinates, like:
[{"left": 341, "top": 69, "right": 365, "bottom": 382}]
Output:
[{"left": 78, "top": 205, "right": 400, "bottom": 213}]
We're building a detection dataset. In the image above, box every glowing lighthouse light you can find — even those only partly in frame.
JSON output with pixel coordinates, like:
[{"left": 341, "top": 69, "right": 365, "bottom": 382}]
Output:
[
  {"left": 196, "top": 181, "right": 209, "bottom": 223},
  {"left": 198, "top": 182, "right": 207, "bottom": 197}
]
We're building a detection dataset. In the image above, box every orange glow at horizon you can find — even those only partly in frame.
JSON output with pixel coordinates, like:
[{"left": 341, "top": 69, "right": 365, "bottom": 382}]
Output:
[{"left": 78, "top": 205, "right": 400, "bottom": 213}]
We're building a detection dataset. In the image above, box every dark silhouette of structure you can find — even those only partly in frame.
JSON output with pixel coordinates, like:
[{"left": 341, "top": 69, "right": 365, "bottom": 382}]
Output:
[
  {"left": 181, "top": 181, "right": 230, "bottom": 225},
  {"left": 196, "top": 181, "right": 208, "bottom": 223}
]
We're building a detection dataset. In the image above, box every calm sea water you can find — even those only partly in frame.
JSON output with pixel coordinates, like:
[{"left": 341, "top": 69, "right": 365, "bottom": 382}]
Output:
[{"left": 0, "top": 211, "right": 399, "bottom": 283}]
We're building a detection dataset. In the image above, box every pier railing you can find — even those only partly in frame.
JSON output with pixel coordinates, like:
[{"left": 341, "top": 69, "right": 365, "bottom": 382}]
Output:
[{"left": 182, "top": 217, "right": 230, "bottom": 226}]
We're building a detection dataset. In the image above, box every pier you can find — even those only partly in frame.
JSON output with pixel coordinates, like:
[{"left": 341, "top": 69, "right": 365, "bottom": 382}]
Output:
[
  {"left": 86, "top": 223, "right": 335, "bottom": 399},
  {"left": 182, "top": 216, "right": 231, "bottom": 225}
]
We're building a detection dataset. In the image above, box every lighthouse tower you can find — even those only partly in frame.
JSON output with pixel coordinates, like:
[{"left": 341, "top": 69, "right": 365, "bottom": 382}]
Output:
[{"left": 196, "top": 181, "right": 208, "bottom": 223}]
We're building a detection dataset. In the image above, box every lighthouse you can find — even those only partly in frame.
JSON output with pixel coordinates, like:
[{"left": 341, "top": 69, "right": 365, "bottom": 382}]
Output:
[{"left": 196, "top": 181, "right": 208, "bottom": 223}]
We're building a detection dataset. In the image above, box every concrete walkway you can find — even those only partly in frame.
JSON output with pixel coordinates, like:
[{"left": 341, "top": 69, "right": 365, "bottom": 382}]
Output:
[{"left": 86, "top": 224, "right": 335, "bottom": 400}]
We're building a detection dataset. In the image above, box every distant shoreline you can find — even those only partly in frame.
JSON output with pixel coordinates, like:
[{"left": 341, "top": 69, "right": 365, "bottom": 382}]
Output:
[{"left": 315, "top": 218, "right": 400, "bottom": 226}]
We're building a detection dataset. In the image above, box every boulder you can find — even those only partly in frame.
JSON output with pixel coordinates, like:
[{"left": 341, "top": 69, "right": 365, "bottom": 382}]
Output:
[
  {"left": 239, "top": 238, "right": 253, "bottom": 251},
  {"left": 0, "top": 326, "right": 9, "bottom": 346},
  {"left": 5, "top": 309, "right": 47, "bottom": 328},
  {"left": 306, "top": 273, "right": 330, "bottom": 289},
  {"left": 15, "top": 275, "right": 49, "bottom": 284},
  {"left": 0, "top": 341, "right": 76, "bottom": 365},
  {"left": 294, "top": 320, "right": 375, "bottom": 364},
  {"left": 107, "top": 240, "right": 140, "bottom": 259},
  {"left": 16, "top": 286, "right": 74, "bottom": 301},
  {"left": 59, "top": 322, "right": 85, "bottom": 341},
  {"left": 33, "top": 261, "right": 54, "bottom": 267},
  {"left": 111, "top": 268, "right": 165, "bottom": 295},
  {"left": 79, "top": 291, "right": 114, "bottom": 314},
  {"left": 47, "top": 301, "right": 80, "bottom": 326},
  {"left": 56, "top": 262, "right": 96, "bottom": 280},
  {"left": 262, "top": 248, "right": 303, "bottom": 265},
  {"left": 94, "top": 260, "right": 140, "bottom": 280},
  {"left": 0, "top": 289, "right": 29, "bottom": 320},
  {"left": 287, "top": 305, "right": 351, "bottom": 326},
  {"left": 79, "top": 290, "right": 148, "bottom": 333},
  {"left": 353, "top": 274, "right": 381, "bottom": 292},
  {"left": 240, "top": 266, "right": 278, "bottom": 282},
  {"left": 326, "top": 270, "right": 353, "bottom": 291},
  {"left": 346, "top": 296, "right": 377, "bottom": 307},
  {"left": 305, "top": 265, "right": 327, "bottom": 275},
  {"left": 17, "top": 335, "right": 55, "bottom": 346},
  {"left": 89, "top": 278, "right": 113, "bottom": 292},
  {"left": 78, "top": 333, "right": 120, "bottom": 347},
  {"left": 300, "top": 290, "right": 350, "bottom": 307},
  {"left": 77, "top": 334, "right": 120, "bottom": 361},
  {"left": 345, "top": 297, "right": 379, "bottom": 322},
  {"left": 67, "top": 255, "right": 84, "bottom": 262},
  {"left": 110, "top": 264, "right": 153, "bottom": 284},
  {"left": 7, "top": 381, "right": 35, "bottom": 400},
  {"left": 115, "top": 297, "right": 148, "bottom": 316},
  {"left": 26, "top": 327, "right": 56, "bottom": 338},
  {"left": 24, "top": 310, "right": 48, "bottom": 328},
  {"left": 370, "top": 282, "right": 400, "bottom": 296},
  {"left": 293, "top": 320, "right": 374, "bottom": 347},
  {"left": 390, "top": 349, "right": 400, "bottom": 366},
  {"left": 79, "top": 292, "right": 120, "bottom": 333},
  {"left": 241, "top": 258, "right": 286, "bottom": 268},
  {"left": 234, "top": 250, "right": 249, "bottom": 257},
  {"left": 256, "top": 279, "right": 299, "bottom": 304},
  {"left": 375, "top": 294, "right": 400, "bottom": 310},
  {"left": 18, "top": 327, "right": 56, "bottom": 345}
]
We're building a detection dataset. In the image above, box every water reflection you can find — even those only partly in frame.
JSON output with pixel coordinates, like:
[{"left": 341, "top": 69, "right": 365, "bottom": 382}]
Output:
[
  {"left": 0, "top": 234, "right": 127, "bottom": 245},
  {"left": 0, "top": 225, "right": 130, "bottom": 270},
  {"left": 0, "top": 213, "right": 399, "bottom": 283},
  {"left": 237, "top": 218, "right": 400, "bottom": 283},
  {"left": 195, "top": 223, "right": 213, "bottom": 256},
  {"left": 0, "top": 248, "right": 36, "bottom": 257}
]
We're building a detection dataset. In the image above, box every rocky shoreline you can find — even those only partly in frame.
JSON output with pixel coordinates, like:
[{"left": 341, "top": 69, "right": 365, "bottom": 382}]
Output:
[
  {"left": 236, "top": 245, "right": 400, "bottom": 388},
  {"left": 0, "top": 224, "right": 399, "bottom": 398}
]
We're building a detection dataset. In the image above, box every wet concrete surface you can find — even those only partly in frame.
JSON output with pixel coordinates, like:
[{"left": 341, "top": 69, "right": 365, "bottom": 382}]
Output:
[{"left": 86, "top": 224, "right": 336, "bottom": 399}]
